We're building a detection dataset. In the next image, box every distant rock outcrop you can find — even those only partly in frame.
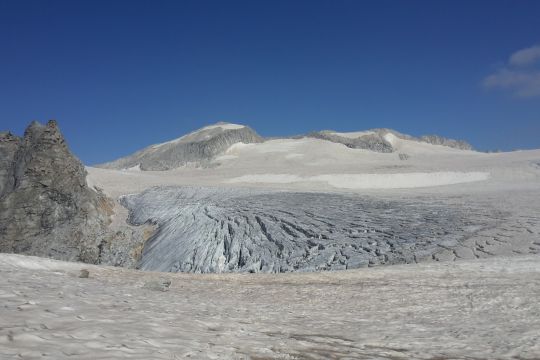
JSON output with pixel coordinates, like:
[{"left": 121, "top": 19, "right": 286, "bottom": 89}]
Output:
[
  {"left": 307, "top": 131, "right": 394, "bottom": 152},
  {"left": 306, "top": 129, "right": 473, "bottom": 152},
  {"left": 97, "top": 123, "right": 263, "bottom": 171},
  {"left": 0, "top": 120, "right": 145, "bottom": 265},
  {"left": 418, "top": 134, "right": 473, "bottom": 150}
]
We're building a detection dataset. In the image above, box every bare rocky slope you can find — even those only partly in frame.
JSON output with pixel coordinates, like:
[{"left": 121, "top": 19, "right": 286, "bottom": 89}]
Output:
[
  {"left": 0, "top": 121, "right": 145, "bottom": 266},
  {"left": 306, "top": 128, "right": 473, "bottom": 152},
  {"left": 96, "top": 122, "right": 263, "bottom": 170}
]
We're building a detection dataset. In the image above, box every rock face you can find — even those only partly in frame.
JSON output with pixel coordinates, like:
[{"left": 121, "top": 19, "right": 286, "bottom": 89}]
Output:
[
  {"left": 0, "top": 121, "right": 126, "bottom": 264},
  {"left": 307, "top": 129, "right": 473, "bottom": 152},
  {"left": 307, "top": 131, "right": 394, "bottom": 152},
  {"left": 121, "top": 186, "right": 506, "bottom": 273},
  {"left": 97, "top": 123, "right": 263, "bottom": 171},
  {"left": 419, "top": 134, "right": 473, "bottom": 150},
  {"left": 0, "top": 131, "right": 21, "bottom": 198}
]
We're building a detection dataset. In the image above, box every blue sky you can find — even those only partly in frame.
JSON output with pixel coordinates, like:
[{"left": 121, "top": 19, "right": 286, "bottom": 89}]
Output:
[{"left": 1, "top": 0, "right": 539, "bottom": 164}]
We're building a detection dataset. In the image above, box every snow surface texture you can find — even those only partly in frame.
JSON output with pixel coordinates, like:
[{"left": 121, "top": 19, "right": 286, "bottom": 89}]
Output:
[
  {"left": 120, "top": 186, "right": 540, "bottom": 273},
  {"left": 88, "top": 136, "right": 540, "bottom": 198},
  {"left": 1, "top": 252, "right": 539, "bottom": 359},
  {"left": 226, "top": 171, "right": 490, "bottom": 189}
]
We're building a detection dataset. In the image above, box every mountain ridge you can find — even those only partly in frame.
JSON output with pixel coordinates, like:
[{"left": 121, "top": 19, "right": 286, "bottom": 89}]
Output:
[
  {"left": 96, "top": 122, "right": 263, "bottom": 171},
  {"left": 96, "top": 122, "right": 474, "bottom": 171}
]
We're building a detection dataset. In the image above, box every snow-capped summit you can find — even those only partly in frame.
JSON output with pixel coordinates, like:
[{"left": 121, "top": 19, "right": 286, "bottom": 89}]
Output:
[
  {"left": 97, "top": 122, "right": 262, "bottom": 171},
  {"left": 98, "top": 122, "right": 474, "bottom": 172}
]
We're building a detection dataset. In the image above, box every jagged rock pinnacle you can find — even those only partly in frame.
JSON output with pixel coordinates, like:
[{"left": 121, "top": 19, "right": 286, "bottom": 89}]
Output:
[{"left": 0, "top": 121, "right": 111, "bottom": 262}]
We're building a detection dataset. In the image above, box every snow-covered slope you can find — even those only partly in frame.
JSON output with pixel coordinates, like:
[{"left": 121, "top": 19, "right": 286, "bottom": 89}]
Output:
[
  {"left": 2, "top": 252, "right": 539, "bottom": 359},
  {"left": 88, "top": 133, "right": 540, "bottom": 196},
  {"left": 96, "top": 122, "right": 263, "bottom": 171}
]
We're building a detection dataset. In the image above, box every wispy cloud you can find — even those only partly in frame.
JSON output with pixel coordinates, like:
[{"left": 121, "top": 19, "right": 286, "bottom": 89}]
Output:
[
  {"left": 509, "top": 45, "right": 540, "bottom": 66},
  {"left": 483, "top": 44, "right": 540, "bottom": 98}
]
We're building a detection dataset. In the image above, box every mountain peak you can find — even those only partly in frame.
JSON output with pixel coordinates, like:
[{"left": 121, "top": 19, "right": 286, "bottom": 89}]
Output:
[
  {"left": 97, "top": 122, "right": 262, "bottom": 170},
  {"left": 0, "top": 120, "right": 117, "bottom": 263}
]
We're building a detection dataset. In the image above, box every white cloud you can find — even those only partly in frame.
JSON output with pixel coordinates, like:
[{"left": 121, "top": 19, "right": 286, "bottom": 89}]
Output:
[
  {"left": 484, "top": 68, "right": 540, "bottom": 98},
  {"left": 484, "top": 44, "right": 540, "bottom": 98},
  {"left": 509, "top": 45, "right": 540, "bottom": 66}
]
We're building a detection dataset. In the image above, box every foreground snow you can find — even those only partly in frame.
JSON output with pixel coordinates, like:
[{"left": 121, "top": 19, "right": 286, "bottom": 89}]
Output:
[{"left": 1, "top": 253, "right": 539, "bottom": 359}]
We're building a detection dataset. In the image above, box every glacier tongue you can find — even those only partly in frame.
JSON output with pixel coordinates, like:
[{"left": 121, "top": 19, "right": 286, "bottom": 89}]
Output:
[{"left": 121, "top": 186, "right": 503, "bottom": 273}]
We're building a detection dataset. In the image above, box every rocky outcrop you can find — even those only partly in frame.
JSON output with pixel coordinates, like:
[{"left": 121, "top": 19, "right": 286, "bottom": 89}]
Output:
[
  {"left": 306, "top": 129, "right": 473, "bottom": 152},
  {"left": 0, "top": 120, "right": 146, "bottom": 265},
  {"left": 419, "top": 134, "right": 473, "bottom": 150},
  {"left": 307, "top": 131, "right": 394, "bottom": 152},
  {"left": 97, "top": 123, "right": 263, "bottom": 171},
  {"left": 0, "top": 131, "right": 21, "bottom": 198}
]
